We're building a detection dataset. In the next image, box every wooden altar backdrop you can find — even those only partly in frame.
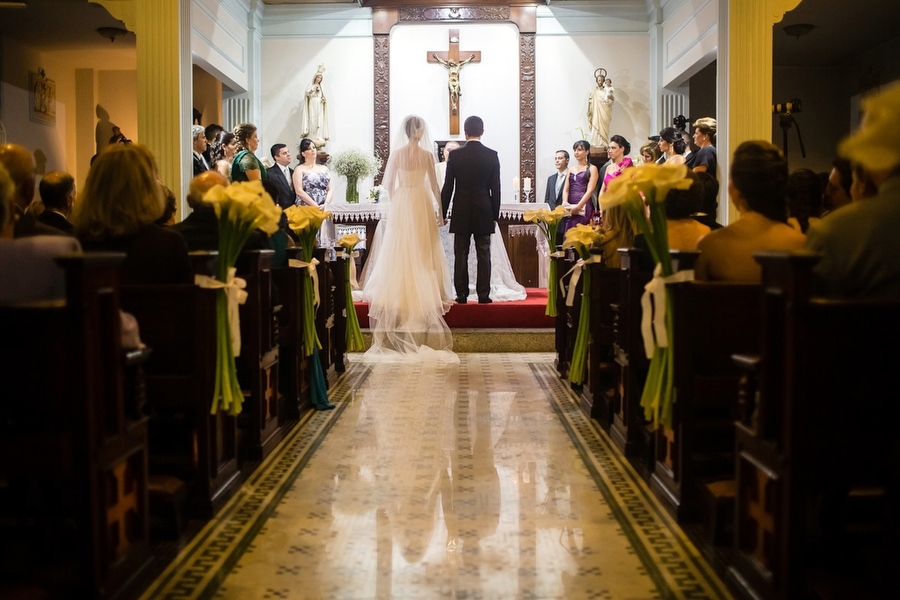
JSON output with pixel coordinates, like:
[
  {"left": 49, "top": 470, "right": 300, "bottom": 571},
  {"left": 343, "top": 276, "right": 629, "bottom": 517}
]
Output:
[{"left": 330, "top": 202, "right": 550, "bottom": 288}]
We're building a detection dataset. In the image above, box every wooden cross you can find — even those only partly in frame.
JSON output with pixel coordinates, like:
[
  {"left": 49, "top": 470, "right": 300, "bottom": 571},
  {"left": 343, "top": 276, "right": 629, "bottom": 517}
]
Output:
[{"left": 427, "top": 29, "right": 481, "bottom": 135}]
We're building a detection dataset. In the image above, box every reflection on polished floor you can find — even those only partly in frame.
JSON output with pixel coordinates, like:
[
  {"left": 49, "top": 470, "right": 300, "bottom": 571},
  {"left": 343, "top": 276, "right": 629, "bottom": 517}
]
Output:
[{"left": 141, "top": 353, "right": 729, "bottom": 599}]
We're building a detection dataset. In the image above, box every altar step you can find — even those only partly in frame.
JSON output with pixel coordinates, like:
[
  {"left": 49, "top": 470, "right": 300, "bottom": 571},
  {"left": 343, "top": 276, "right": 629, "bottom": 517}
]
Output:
[{"left": 359, "top": 328, "right": 554, "bottom": 353}]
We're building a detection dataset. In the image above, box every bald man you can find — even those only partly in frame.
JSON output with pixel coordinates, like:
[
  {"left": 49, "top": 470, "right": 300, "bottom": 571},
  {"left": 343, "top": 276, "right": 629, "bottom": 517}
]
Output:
[
  {"left": 174, "top": 171, "right": 267, "bottom": 251},
  {"left": 0, "top": 143, "right": 64, "bottom": 238}
]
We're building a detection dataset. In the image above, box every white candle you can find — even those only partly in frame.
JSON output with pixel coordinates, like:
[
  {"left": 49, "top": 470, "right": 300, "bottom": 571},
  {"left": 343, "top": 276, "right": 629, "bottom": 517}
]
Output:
[
  {"left": 524, "top": 177, "right": 532, "bottom": 191},
  {"left": 513, "top": 177, "right": 519, "bottom": 190}
]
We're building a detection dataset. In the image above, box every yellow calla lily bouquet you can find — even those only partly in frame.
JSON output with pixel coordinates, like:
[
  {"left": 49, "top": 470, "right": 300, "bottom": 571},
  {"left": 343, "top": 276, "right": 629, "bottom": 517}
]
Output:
[
  {"left": 337, "top": 233, "right": 365, "bottom": 352},
  {"left": 560, "top": 223, "right": 603, "bottom": 386},
  {"left": 603, "top": 163, "right": 694, "bottom": 429},
  {"left": 524, "top": 205, "right": 568, "bottom": 317}
]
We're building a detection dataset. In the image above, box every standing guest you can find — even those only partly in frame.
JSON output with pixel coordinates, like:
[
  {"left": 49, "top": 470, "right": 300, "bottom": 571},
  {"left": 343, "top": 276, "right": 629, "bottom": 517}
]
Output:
[
  {"left": 436, "top": 140, "right": 460, "bottom": 184},
  {"left": 822, "top": 158, "right": 852, "bottom": 215},
  {"left": 292, "top": 138, "right": 332, "bottom": 208},
  {"left": 267, "top": 143, "right": 295, "bottom": 211},
  {"left": 74, "top": 144, "right": 192, "bottom": 285},
  {"left": 36, "top": 171, "right": 76, "bottom": 234},
  {"left": 545, "top": 149, "right": 569, "bottom": 208},
  {"left": 806, "top": 82, "right": 900, "bottom": 298},
  {"left": 0, "top": 163, "right": 81, "bottom": 304},
  {"left": 692, "top": 172, "right": 723, "bottom": 230},
  {"left": 0, "top": 143, "right": 64, "bottom": 238},
  {"left": 598, "top": 135, "right": 633, "bottom": 197},
  {"left": 231, "top": 123, "right": 266, "bottom": 182},
  {"left": 639, "top": 142, "right": 661, "bottom": 164},
  {"left": 441, "top": 115, "right": 501, "bottom": 304},
  {"left": 203, "top": 123, "right": 224, "bottom": 165},
  {"left": 562, "top": 140, "right": 599, "bottom": 233},
  {"left": 191, "top": 124, "right": 210, "bottom": 175},
  {"left": 596, "top": 205, "right": 637, "bottom": 269},
  {"left": 695, "top": 140, "right": 805, "bottom": 283},
  {"left": 686, "top": 117, "right": 717, "bottom": 175},
  {"left": 209, "top": 130, "right": 237, "bottom": 181},
  {"left": 655, "top": 127, "right": 687, "bottom": 166},
  {"left": 634, "top": 172, "right": 710, "bottom": 270}
]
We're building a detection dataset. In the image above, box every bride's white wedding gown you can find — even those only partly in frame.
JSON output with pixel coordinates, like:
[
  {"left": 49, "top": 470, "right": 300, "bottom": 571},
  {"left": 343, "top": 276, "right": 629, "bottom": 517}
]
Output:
[{"left": 358, "top": 163, "right": 457, "bottom": 361}]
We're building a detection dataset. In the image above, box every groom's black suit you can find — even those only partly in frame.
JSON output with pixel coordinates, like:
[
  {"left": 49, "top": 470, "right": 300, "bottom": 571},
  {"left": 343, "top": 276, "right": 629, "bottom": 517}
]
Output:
[{"left": 440, "top": 139, "right": 501, "bottom": 302}]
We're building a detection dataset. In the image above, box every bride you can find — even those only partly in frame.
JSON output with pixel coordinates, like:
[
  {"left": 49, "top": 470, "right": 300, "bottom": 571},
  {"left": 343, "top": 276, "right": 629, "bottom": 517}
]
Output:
[{"left": 358, "top": 115, "right": 457, "bottom": 361}]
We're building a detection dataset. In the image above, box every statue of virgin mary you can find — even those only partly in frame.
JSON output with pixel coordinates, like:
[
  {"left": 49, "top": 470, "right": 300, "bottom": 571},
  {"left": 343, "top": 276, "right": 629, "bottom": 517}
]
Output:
[{"left": 301, "top": 65, "right": 329, "bottom": 148}]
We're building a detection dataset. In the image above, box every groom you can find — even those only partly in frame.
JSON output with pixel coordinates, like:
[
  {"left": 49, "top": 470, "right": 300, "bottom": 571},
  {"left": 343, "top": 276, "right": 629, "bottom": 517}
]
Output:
[{"left": 441, "top": 115, "right": 501, "bottom": 304}]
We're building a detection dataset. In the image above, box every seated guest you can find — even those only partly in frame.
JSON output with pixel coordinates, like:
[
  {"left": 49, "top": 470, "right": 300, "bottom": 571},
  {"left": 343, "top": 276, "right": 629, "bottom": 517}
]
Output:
[
  {"left": 691, "top": 172, "right": 723, "bottom": 230},
  {"left": 174, "top": 170, "right": 268, "bottom": 252},
  {"left": 695, "top": 140, "right": 806, "bottom": 282},
  {"left": 786, "top": 168, "right": 823, "bottom": 234},
  {"left": 156, "top": 184, "right": 178, "bottom": 226},
  {"left": 0, "top": 143, "right": 65, "bottom": 238},
  {"left": 0, "top": 164, "right": 81, "bottom": 303},
  {"left": 850, "top": 162, "right": 878, "bottom": 202},
  {"left": 74, "top": 144, "right": 192, "bottom": 285},
  {"left": 596, "top": 205, "right": 638, "bottom": 269},
  {"left": 635, "top": 171, "right": 710, "bottom": 262},
  {"left": 36, "top": 171, "right": 76, "bottom": 234},
  {"left": 806, "top": 82, "right": 900, "bottom": 298},
  {"left": 822, "top": 157, "right": 852, "bottom": 215}
]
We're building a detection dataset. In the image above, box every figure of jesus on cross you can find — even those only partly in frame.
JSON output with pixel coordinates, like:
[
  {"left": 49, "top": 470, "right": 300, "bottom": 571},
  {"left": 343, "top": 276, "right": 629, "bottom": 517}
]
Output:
[{"left": 427, "top": 29, "right": 481, "bottom": 135}]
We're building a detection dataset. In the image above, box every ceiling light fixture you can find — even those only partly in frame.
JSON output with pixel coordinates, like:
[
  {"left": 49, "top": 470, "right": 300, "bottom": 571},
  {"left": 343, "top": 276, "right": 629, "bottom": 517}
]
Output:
[
  {"left": 783, "top": 23, "right": 815, "bottom": 40},
  {"left": 97, "top": 26, "right": 129, "bottom": 43}
]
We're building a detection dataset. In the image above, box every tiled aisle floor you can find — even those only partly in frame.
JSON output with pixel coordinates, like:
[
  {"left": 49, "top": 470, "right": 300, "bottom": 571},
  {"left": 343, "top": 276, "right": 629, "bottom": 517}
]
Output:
[{"left": 141, "top": 354, "right": 729, "bottom": 599}]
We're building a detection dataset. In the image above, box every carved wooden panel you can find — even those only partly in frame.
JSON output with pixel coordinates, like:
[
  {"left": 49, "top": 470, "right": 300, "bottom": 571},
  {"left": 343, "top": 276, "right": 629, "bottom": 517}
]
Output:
[
  {"left": 519, "top": 32, "right": 536, "bottom": 192},
  {"left": 374, "top": 34, "right": 391, "bottom": 185},
  {"left": 399, "top": 6, "right": 510, "bottom": 21}
]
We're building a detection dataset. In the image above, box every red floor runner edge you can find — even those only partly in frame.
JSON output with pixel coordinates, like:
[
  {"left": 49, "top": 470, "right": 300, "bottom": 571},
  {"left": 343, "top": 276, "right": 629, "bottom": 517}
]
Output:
[{"left": 354, "top": 288, "right": 554, "bottom": 329}]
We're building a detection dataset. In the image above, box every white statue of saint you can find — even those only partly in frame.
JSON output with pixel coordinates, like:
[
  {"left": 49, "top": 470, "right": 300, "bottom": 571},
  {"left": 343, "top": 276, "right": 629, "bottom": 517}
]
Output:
[
  {"left": 586, "top": 67, "right": 614, "bottom": 151},
  {"left": 301, "top": 65, "right": 329, "bottom": 149}
]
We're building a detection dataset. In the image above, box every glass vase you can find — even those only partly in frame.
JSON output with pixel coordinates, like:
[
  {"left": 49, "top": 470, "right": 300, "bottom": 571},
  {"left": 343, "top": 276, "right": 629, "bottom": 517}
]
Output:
[{"left": 345, "top": 175, "right": 359, "bottom": 204}]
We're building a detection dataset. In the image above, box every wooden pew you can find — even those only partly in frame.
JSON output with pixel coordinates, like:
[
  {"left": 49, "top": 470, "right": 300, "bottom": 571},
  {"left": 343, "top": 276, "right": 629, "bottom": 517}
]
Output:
[
  {"left": 273, "top": 247, "right": 312, "bottom": 422},
  {"left": 650, "top": 280, "right": 761, "bottom": 530},
  {"left": 0, "top": 254, "right": 153, "bottom": 599},
  {"left": 120, "top": 282, "right": 241, "bottom": 520},
  {"left": 728, "top": 251, "right": 900, "bottom": 600},
  {"left": 584, "top": 258, "right": 622, "bottom": 430},
  {"left": 610, "top": 248, "right": 654, "bottom": 474},
  {"left": 235, "top": 250, "right": 282, "bottom": 461}
]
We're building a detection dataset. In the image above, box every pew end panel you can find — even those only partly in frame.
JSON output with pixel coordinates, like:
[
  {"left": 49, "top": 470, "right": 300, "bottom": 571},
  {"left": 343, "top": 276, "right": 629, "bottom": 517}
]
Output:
[
  {"left": 120, "top": 284, "right": 241, "bottom": 520},
  {"left": 0, "top": 254, "right": 153, "bottom": 599},
  {"left": 273, "top": 247, "right": 312, "bottom": 422},
  {"left": 586, "top": 259, "right": 621, "bottom": 431}
]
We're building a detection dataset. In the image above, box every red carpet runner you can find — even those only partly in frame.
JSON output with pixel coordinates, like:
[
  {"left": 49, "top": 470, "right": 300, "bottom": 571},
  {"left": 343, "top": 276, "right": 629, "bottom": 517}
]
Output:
[{"left": 354, "top": 288, "right": 555, "bottom": 329}]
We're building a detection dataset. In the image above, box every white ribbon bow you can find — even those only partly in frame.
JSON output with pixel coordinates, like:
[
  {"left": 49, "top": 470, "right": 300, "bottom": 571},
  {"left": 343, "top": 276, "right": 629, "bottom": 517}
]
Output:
[
  {"left": 289, "top": 257, "right": 321, "bottom": 307},
  {"left": 336, "top": 249, "right": 360, "bottom": 289},
  {"left": 195, "top": 269, "right": 248, "bottom": 357},
  {"left": 561, "top": 254, "right": 603, "bottom": 307},
  {"left": 640, "top": 264, "right": 694, "bottom": 359}
]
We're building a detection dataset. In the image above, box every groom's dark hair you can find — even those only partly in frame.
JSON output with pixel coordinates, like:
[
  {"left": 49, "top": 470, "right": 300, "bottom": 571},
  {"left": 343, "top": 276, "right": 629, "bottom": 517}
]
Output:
[{"left": 464, "top": 116, "right": 484, "bottom": 137}]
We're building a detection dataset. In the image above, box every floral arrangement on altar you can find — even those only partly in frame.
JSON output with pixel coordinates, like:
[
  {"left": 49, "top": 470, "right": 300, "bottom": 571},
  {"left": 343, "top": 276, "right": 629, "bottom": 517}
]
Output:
[
  {"left": 329, "top": 147, "right": 382, "bottom": 204},
  {"left": 368, "top": 185, "right": 384, "bottom": 203},
  {"left": 337, "top": 233, "right": 366, "bottom": 352},
  {"left": 198, "top": 180, "right": 282, "bottom": 415},
  {"left": 602, "top": 162, "right": 694, "bottom": 429},
  {"left": 561, "top": 223, "right": 603, "bottom": 386},
  {"left": 285, "top": 204, "right": 336, "bottom": 410},
  {"left": 524, "top": 205, "right": 567, "bottom": 316}
]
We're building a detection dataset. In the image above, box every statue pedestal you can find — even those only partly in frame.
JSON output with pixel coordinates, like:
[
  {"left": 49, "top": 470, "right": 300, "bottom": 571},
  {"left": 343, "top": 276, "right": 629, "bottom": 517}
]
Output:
[
  {"left": 588, "top": 151, "right": 609, "bottom": 172},
  {"left": 316, "top": 151, "right": 329, "bottom": 166}
]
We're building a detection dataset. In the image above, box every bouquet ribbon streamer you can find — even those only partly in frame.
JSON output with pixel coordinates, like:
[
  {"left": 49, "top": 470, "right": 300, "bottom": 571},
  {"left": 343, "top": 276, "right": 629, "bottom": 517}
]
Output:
[
  {"left": 289, "top": 258, "right": 321, "bottom": 307},
  {"left": 336, "top": 249, "right": 360, "bottom": 288},
  {"left": 195, "top": 269, "right": 248, "bottom": 356},
  {"left": 640, "top": 265, "right": 694, "bottom": 359},
  {"left": 561, "top": 254, "right": 603, "bottom": 307}
]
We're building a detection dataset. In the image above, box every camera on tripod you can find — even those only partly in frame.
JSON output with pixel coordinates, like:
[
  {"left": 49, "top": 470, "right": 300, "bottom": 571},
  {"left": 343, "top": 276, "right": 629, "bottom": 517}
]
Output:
[{"left": 772, "top": 98, "right": 801, "bottom": 114}]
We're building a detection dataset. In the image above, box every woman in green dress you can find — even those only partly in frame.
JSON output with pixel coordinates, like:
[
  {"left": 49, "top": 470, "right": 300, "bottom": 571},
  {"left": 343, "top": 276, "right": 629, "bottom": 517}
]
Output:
[{"left": 230, "top": 122, "right": 266, "bottom": 182}]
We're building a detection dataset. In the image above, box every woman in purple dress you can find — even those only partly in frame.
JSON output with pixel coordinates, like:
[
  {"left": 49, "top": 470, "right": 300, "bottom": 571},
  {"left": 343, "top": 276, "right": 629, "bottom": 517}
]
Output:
[{"left": 562, "top": 140, "right": 600, "bottom": 233}]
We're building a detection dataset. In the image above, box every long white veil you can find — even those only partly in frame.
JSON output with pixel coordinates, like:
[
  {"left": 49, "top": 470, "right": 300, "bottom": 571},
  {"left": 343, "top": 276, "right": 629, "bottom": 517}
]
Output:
[{"left": 359, "top": 115, "right": 457, "bottom": 362}]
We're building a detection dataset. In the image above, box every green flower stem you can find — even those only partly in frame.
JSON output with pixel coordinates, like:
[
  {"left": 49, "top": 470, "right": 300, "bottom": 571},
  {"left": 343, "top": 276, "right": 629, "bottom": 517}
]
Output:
[
  {"left": 344, "top": 260, "right": 366, "bottom": 351},
  {"left": 546, "top": 259, "right": 559, "bottom": 317},
  {"left": 569, "top": 267, "right": 591, "bottom": 385}
]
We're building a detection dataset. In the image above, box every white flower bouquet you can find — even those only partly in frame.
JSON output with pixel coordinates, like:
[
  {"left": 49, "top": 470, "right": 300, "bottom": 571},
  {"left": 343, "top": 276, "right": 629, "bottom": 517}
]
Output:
[{"left": 329, "top": 148, "right": 382, "bottom": 204}]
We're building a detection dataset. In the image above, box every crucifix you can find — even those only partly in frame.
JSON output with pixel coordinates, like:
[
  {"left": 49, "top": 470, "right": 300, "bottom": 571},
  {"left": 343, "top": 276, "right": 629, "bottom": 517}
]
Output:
[{"left": 427, "top": 29, "right": 481, "bottom": 135}]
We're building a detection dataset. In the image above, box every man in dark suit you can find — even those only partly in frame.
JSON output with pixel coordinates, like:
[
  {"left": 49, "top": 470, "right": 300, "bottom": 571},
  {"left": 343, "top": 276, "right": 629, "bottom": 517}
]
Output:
[
  {"left": 267, "top": 143, "right": 295, "bottom": 210},
  {"left": 191, "top": 125, "right": 210, "bottom": 176},
  {"left": 36, "top": 171, "right": 76, "bottom": 234},
  {"left": 545, "top": 149, "right": 568, "bottom": 208},
  {"left": 441, "top": 115, "right": 500, "bottom": 304}
]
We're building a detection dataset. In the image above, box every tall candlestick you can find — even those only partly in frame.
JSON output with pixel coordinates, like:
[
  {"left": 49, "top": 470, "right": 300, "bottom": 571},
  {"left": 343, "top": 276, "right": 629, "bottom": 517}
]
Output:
[{"left": 524, "top": 177, "right": 532, "bottom": 191}]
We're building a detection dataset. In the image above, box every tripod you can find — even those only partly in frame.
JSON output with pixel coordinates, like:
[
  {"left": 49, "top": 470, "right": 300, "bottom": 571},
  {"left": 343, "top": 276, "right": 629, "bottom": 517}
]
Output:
[{"left": 778, "top": 113, "right": 806, "bottom": 169}]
